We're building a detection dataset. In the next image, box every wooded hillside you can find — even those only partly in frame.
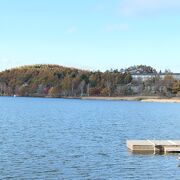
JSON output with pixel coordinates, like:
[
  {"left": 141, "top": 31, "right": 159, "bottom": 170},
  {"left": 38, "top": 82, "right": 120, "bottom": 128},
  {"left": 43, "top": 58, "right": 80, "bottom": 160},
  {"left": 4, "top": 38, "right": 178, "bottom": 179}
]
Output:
[
  {"left": 0, "top": 64, "right": 132, "bottom": 97},
  {"left": 0, "top": 64, "right": 179, "bottom": 97}
]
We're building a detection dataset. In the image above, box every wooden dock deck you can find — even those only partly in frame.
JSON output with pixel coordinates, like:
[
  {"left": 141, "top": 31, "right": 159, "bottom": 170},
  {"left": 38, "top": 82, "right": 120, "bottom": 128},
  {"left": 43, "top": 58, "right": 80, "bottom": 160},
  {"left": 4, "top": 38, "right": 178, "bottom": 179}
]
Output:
[{"left": 127, "top": 140, "right": 180, "bottom": 154}]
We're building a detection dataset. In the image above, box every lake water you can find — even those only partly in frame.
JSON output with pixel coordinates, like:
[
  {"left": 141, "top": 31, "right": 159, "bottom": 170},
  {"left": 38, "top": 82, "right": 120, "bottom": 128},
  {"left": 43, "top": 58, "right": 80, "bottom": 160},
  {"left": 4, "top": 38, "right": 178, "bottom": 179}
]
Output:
[{"left": 0, "top": 97, "right": 180, "bottom": 179}]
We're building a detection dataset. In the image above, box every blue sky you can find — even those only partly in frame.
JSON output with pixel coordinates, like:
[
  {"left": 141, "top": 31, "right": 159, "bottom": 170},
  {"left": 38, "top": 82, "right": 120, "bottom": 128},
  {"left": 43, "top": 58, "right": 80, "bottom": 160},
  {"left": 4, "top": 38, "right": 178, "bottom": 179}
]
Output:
[{"left": 0, "top": 0, "right": 180, "bottom": 72}]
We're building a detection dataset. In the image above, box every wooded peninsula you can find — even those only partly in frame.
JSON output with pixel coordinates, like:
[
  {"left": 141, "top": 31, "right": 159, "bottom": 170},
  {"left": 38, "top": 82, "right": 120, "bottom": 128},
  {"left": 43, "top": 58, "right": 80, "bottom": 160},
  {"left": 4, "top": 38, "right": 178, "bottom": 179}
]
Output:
[{"left": 0, "top": 64, "right": 179, "bottom": 98}]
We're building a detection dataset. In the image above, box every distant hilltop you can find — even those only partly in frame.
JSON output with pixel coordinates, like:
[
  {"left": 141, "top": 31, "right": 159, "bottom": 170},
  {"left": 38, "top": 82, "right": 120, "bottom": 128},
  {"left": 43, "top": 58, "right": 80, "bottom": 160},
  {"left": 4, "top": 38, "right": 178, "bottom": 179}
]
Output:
[
  {"left": 123, "top": 65, "right": 157, "bottom": 74},
  {"left": 122, "top": 65, "right": 180, "bottom": 81},
  {"left": 0, "top": 64, "right": 179, "bottom": 98}
]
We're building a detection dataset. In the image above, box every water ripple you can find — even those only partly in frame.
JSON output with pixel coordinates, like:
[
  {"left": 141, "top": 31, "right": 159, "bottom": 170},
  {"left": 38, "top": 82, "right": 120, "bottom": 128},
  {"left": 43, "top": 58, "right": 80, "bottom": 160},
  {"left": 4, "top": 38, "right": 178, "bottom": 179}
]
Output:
[{"left": 0, "top": 97, "right": 180, "bottom": 179}]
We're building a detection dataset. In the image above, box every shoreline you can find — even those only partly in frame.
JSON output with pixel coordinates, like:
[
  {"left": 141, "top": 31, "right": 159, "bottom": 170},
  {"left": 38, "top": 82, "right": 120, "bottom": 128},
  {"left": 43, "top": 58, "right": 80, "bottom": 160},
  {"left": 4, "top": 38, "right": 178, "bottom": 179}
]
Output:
[
  {"left": 1, "top": 95, "right": 180, "bottom": 103},
  {"left": 81, "top": 96, "right": 180, "bottom": 103},
  {"left": 141, "top": 98, "right": 180, "bottom": 103}
]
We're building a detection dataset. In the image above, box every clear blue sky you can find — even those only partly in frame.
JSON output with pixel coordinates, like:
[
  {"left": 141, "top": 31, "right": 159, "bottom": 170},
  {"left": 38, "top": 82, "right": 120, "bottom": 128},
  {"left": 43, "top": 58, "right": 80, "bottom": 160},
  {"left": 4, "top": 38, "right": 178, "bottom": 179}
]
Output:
[{"left": 0, "top": 0, "right": 180, "bottom": 72}]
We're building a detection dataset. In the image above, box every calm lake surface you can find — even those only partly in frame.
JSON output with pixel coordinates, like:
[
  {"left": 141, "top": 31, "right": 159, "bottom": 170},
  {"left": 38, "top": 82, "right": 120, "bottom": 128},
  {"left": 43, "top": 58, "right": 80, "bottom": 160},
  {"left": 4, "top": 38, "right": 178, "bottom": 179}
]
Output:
[{"left": 0, "top": 97, "right": 180, "bottom": 179}]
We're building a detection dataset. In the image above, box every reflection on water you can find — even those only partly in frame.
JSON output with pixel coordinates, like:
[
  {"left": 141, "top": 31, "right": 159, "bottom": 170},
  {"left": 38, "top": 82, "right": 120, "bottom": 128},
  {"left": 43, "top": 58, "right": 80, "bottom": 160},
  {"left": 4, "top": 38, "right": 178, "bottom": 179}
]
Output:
[{"left": 0, "top": 97, "right": 180, "bottom": 179}]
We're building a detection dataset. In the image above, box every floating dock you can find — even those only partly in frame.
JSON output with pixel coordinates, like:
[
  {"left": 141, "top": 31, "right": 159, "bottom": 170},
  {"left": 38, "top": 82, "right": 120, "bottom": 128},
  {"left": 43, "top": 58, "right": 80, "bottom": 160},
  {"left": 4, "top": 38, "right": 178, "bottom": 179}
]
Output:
[{"left": 127, "top": 140, "right": 180, "bottom": 154}]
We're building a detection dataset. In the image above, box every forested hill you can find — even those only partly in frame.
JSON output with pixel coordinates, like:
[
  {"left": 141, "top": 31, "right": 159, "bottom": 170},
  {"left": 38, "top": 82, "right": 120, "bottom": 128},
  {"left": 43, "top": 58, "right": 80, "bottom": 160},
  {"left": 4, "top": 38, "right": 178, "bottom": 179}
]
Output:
[
  {"left": 0, "top": 64, "right": 179, "bottom": 97},
  {"left": 0, "top": 64, "right": 132, "bottom": 97}
]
